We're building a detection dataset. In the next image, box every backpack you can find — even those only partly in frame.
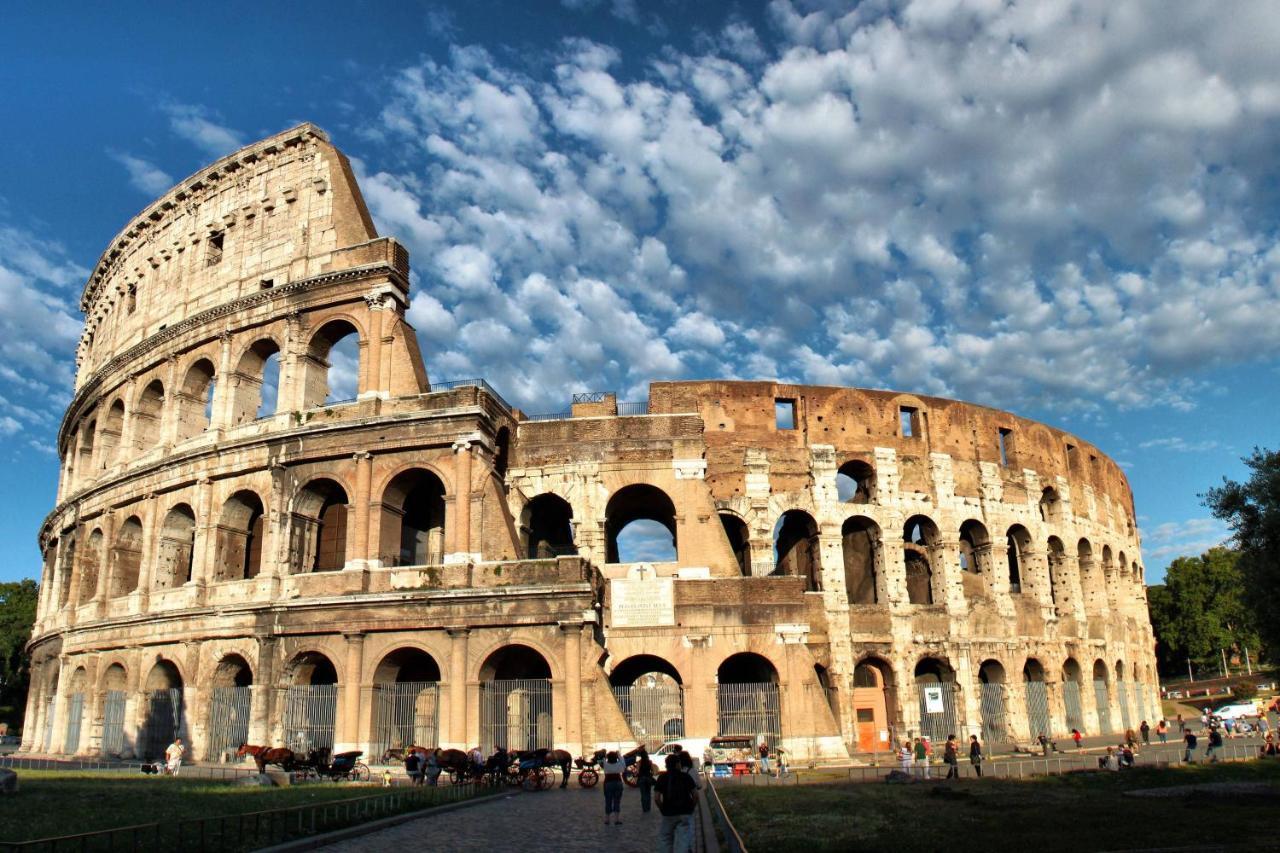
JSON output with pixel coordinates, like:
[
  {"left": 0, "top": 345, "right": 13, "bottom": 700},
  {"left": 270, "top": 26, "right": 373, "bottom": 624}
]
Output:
[{"left": 658, "top": 770, "right": 696, "bottom": 815}]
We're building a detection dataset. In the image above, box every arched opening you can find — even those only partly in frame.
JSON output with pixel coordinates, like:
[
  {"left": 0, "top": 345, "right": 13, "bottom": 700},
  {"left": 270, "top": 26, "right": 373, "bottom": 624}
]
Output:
[
  {"left": 109, "top": 517, "right": 143, "bottom": 598},
  {"left": 523, "top": 494, "right": 576, "bottom": 559},
  {"left": 903, "top": 516, "right": 940, "bottom": 605},
  {"left": 63, "top": 668, "right": 88, "bottom": 754},
  {"left": 206, "top": 655, "right": 253, "bottom": 761},
  {"left": 719, "top": 513, "right": 750, "bottom": 576},
  {"left": 836, "top": 459, "right": 875, "bottom": 504},
  {"left": 493, "top": 427, "right": 510, "bottom": 480},
  {"left": 605, "top": 484, "right": 677, "bottom": 563},
  {"left": 214, "top": 491, "right": 265, "bottom": 581},
  {"left": 56, "top": 537, "right": 76, "bottom": 609},
  {"left": 282, "top": 652, "right": 339, "bottom": 754},
  {"left": 1039, "top": 487, "right": 1063, "bottom": 524},
  {"left": 303, "top": 320, "right": 361, "bottom": 408},
  {"left": 100, "top": 664, "right": 128, "bottom": 756},
  {"left": 914, "top": 658, "right": 958, "bottom": 744},
  {"left": 1023, "top": 659, "right": 1050, "bottom": 740},
  {"left": 479, "top": 645, "right": 553, "bottom": 753},
  {"left": 100, "top": 400, "right": 125, "bottom": 468},
  {"left": 230, "top": 339, "right": 282, "bottom": 424},
  {"left": 1046, "top": 536, "right": 1066, "bottom": 607},
  {"left": 39, "top": 666, "right": 59, "bottom": 751},
  {"left": 76, "top": 418, "right": 96, "bottom": 480},
  {"left": 1091, "top": 659, "right": 1113, "bottom": 734},
  {"left": 176, "top": 358, "right": 216, "bottom": 441},
  {"left": 139, "top": 660, "right": 185, "bottom": 761},
  {"left": 1062, "top": 658, "right": 1085, "bottom": 734},
  {"left": 959, "top": 519, "right": 990, "bottom": 599},
  {"left": 1115, "top": 660, "right": 1133, "bottom": 732},
  {"left": 609, "top": 655, "right": 685, "bottom": 749},
  {"left": 291, "top": 479, "right": 349, "bottom": 573},
  {"left": 372, "top": 648, "right": 442, "bottom": 758},
  {"left": 155, "top": 504, "right": 196, "bottom": 590},
  {"left": 133, "top": 380, "right": 164, "bottom": 451},
  {"left": 379, "top": 469, "right": 446, "bottom": 567},
  {"left": 78, "top": 528, "right": 104, "bottom": 605},
  {"left": 977, "top": 660, "right": 1009, "bottom": 743},
  {"left": 842, "top": 516, "right": 879, "bottom": 604},
  {"left": 852, "top": 658, "right": 895, "bottom": 752},
  {"left": 716, "top": 653, "right": 781, "bottom": 747},
  {"left": 773, "top": 510, "right": 821, "bottom": 592},
  {"left": 1006, "top": 525, "right": 1032, "bottom": 595}
]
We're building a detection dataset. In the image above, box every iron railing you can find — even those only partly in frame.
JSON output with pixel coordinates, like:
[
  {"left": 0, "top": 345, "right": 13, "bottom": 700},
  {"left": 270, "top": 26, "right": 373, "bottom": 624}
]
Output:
[
  {"left": 1093, "top": 679, "right": 1113, "bottom": 734},
  {"left": 522, "top": 411, "right": 571, "bottom": 422},
  {"left": 0, "top": 756, "right": 255, "bottom": 779},
  {"left": 206, "top": 686, "right": 252, "bottom": 762},
  {"left": 616, "top": 401, "right": 649, "bottom": 416},
  {"left": 612, "top": 683, "right": 685, "bottom": 750},
  {"left": 1063, "top": 679, "right": 1085, "bottom": 734},
  {"left": 704, "top": 779, "right": 747, "bottom": 853},
  {"left": 1024, "top": 680, "right": 1050, "bottom": 741},
  {"left": 479, "top": 679, "right": 552, "bottom": 754},
  {"left": 139, "top": 689, "right": 185, "bottom": 762},
  {"left": 717, "top": 683, "right": 781, "bottom": 748},
  {"left": 915, "top": 681, "right": 959, "bottom": 744},
  {"left": 978, "top": 682, "right": 1009, "bottom": 744},
  {"left": 428, "top": 378, "right": 512, "bottom": 413},
  {"left": 372, "top": 682, "right": 440, "bottom": 761},
  {"left": 63, "top": 694, "right": 84, "bottom": 755},
  {"left": 282, "top": 685, "right": 338, "bottom": 754},
  {"left": 101, "top": 691, "right": 127, "bottom": 756},
  {"left": 571, "top": 391, "right": 609, "bottom": 403}
]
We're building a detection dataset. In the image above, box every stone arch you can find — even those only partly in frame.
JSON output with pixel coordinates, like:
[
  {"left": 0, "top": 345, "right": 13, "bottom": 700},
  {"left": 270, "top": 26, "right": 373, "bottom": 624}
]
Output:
[
  {"left": 109, "top": 516, "right": 143, "bottom": 598},
  {"left": 100, "top": 661, "right": 128, "bottom": 692},
  {"left": 959, "top": 519, "right": 991, "bottom": 599},
  {"left": 133, "top": 379, "right": 165, "bottom": 451},
  {"left": 773, "top": 509, "right": 821, "bottom": 591},
  {"left": 291, "top": 478, "right": 350, "bottom": 573},
  {"left": 1101, "top": 545, "right": 1114, "bottom": 576},
  {"left": 205, "top": 653, "right": 254, "bottom": 759},
  {"left": 479, "top": 644, "right": 553, "bottom": 681},
  {"left": 716, "top": 652, "right": 782, "bottom": 746},
  {"left": 1091, "top": 658, "right": 1113, "bottom": 734},
  {"left": 605, "top": 484, "right": 677, "bottom": 563},
  {"left": 373, "top": 647, "right": 442, "bottom": 684},
  {"left": 212, "top": 654, "right": 254, "bottom": 688},
  {"left": 1039, "top": 486, "right": 1063, "bottom": 524},
  {"left": 977, "top": 659, "right": 1010, "bottom": 743},
  {"left": 851, "top": 656, "right": 895, "bottom": 752},
  {"left": 842, "top": 515, "right": 880, "bottom": 604},
  {"left": 477, "top": 644, "right": 554, "bottom": 753},
  {"left": 379, "top": 468, "right": 446, "bottom": 567},
  {"left": 214, "top": 490, "right": 265, "bottom": 581},
  {"left": 100, "top": 399, "right": 125, "bottom": 468},
  {"left": 1061, "top": 657, "right": 1086, "bottom": 733},
  {"left": 154, "top": 504, "right": 196, "bottom": 589},
  {"left": 913, "top": 657, "right": 958, "bottom": 744},
  {"left": 717, "top": 652, "right": 779, "bottom": 684},
  {"left": 76, "top": 416, "right": 96, "bottom": 478},
  {"left": 719, "top": 512, "right": 750, "bottom": 576},
  {"left": 229, "top": 337, "right": 282, "bottom": 424},
  {"left": 302, "top": 318, "right": 362, "bottom": 408},
  {"left": 1006, "top": 524, "right": 1032, "bottom": 594},
  {"left": 56, "top": 535, "right": 77, "bottom": 608},
  {"left": 78, "top": 528, "right": 104, "bottom": 605},
  {"left": 608, "top": 654, "right": 685, "bottom": 748},
  {"left": 522, "top": 493, "right": 576, "bottom": 559},
  {"left": 1046, "top": 536, "right": 1066, "bottom": 606},
  {"left": 836, "top": 459, "right": 875, "bottom": 504},
  {"left": 176, "top": 357, "right": 217, "bottom": 440},
  {"left": 63, "top": 666, "right": 89, "bottom": 753},
  {"left": 139, "top": 659, "right": 185, "bottom": 761},
  {"left": 372, "top": 648, "right": 443, "bottom": 756},
  {"left": 609, "top": 653, "right": 683, "bottom": 686},
  {"left": 1023, "top": 658, "right": 1051, "bottom": 739},
  {"left": 903, "top": 515, "right": 940, "bottom": 605},
  {"left": 281, "top": 651, "right": 339, "bottom": 754}
]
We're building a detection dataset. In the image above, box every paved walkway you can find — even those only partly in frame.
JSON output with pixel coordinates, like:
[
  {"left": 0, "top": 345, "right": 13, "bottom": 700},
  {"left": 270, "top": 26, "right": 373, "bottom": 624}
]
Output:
[{"left": 326, "top": 785, "right": 664, "bottom": 853}]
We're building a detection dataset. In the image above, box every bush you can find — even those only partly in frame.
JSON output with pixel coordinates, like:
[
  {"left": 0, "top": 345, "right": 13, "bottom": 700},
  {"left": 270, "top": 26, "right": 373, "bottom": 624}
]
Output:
[{"left": 1232, "top": 679, "right": 1258, "bottom": 701}]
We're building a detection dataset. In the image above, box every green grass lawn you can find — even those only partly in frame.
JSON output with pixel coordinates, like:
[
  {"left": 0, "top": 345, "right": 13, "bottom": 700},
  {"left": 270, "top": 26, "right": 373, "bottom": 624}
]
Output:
[
  {"left": 718, "top": 760, "right": 1280, "bottom": 852},
  {"left": 0, "top": 771, "right": 457, "bottom": 845}
]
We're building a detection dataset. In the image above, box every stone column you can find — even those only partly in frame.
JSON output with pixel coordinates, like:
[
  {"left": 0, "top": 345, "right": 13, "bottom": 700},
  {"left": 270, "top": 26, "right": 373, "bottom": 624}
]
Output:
[
  {"left": 685, "top": 634, "right": 717, "bottom": 739},
  {"left": 880, "top": 535, "right": 908, "bottom": 608},
  {"left": 560, "top": 622, "right": 583, "bottom": 755},
  {"left": 351, "top": 451, "right": 374, "bottom": 568},
  {"left": 249, "top": 636, "right": 278, "bottom": 746},
  {"left": 189, "top": 477, "right": 214, "bottom": 593},
  {"left": 446, "top": 628, "right": 469, "bottom": 749},
  {"left": 359, "top": 292, "right": 387, "bottom": 399},
  {"left": 934, "top": 538, "right": 965, "bottom": 613},
  {"left": 338, "top": 633, "right": 365, "bottom": 753},
  {"left": 213, "top": 330, "right": 234, "bottom": 432},
  {"left": 446, "top": 437, "right": 476, "bottom": 563},
  {"left": 160, "top": 356, "right": 180, "bottom": 447},
  {"left": 48, "top": 658, "right": 72, "bottom": 755}
]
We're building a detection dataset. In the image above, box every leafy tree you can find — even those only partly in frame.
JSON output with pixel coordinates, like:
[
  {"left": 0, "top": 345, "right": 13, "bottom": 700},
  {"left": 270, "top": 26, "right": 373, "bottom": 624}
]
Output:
[
  {"left": 1206, "top": 447, "right": 1280, "bottom": 655},
  {"left": 0, "top": 579, "right": 38, "bottom": 726},
  {"left": 1147, "top": 547, "right": 1259, "bottom": 675},
  {"left": 1232, "top": 679, "right": 1258, "bottom": 701}
]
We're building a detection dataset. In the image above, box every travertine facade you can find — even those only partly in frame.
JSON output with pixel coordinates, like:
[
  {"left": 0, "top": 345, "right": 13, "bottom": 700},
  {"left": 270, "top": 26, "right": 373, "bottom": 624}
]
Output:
[{"left": 24, "top": 125, "right": 1158, "bottom": 763}]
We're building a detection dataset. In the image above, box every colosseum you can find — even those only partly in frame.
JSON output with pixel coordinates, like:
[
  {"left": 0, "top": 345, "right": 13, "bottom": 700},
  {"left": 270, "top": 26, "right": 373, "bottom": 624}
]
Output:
[{"left": 22, "top": 124, "right": 1158, "bottom": 765}]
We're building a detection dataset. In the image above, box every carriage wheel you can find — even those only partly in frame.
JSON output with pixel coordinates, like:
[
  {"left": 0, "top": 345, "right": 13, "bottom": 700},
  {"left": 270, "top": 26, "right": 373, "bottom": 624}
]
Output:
[
  {"left": 541, "top": 767, "right": 556, "bottom": 790},
  {"left": 450, "top": 769, "right": 464, "bottom": 785},
  {"left": 351, "top": 762, "right": 371, "bottom": 782},
  {"left": 578, "top": 768, "right": 599, "bottom": 788},
  {"left": 521, "top": 770, "right": 541, "bottom": 792},
  {"left": 623, "top": 768, "right": 638, "bottom": 788}
]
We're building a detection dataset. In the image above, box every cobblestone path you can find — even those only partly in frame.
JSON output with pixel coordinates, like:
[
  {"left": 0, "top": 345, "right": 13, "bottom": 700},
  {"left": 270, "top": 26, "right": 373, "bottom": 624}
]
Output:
[{"left": 329, "top": 785, "right": 664, "bottom": 852}]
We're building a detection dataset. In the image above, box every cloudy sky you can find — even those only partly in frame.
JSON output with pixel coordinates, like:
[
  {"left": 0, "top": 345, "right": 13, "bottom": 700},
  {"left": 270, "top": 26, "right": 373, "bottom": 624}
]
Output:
[{"left": 2, "top": 0, "right": 1278, "bottom": 583}]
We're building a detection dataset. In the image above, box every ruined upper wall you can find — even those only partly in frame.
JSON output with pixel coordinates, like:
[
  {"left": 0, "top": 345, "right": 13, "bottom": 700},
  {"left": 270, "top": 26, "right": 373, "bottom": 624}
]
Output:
[{"left": 75, "top": 124, "right": 378, "bottom": 385}]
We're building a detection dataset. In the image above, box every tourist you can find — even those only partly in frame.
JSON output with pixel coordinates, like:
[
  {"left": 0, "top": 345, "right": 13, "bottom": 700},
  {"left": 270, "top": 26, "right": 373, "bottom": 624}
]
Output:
[
  {"left": 758, "top": 740, "right": 770, "bottom": 775},
  {"left": 425, "top": 748, "right": 442, "bottom": 786},
  {"left": 1156, "top": 719, "right": 1169, "bottom": 743},
  {"left": 655, "top": 753, "right": 698, "bottom": 853},
  {"left": 1101, "top": 746, "right": 1119, "bottom": 771},
  {"left": 898, "top": 740, "right": 914, "bottom": 774},
  {"left": 1260, "top": 735, "right": 1277, "bottom": 758},
  {"left": 774, "top": 746, "right": 787, "bottom": 778},
  {"left": 405, "top": 749, "right": 422, "bottom": 785},
  {"left": 1176, "top": 713, "right": 1185, "bottom": 734},
  {"left": 943, "top": 735, "right": 959, "bottom": 780},
  {"left": 1140, "top": 720, "right": 1150, "bottom": 745},
  {"left": 601, "top": 749, "right": 626, "bottom": 825},
  {"left": 1071, "top": 728, "right": 1083, "bottom": 751},
  {"left": 969, "top": 735, "right": 983, "bottom": 778},
  {"left": 913, "top": 738, "right": 929, "bottom": 778},
  {"left": 1205, "top": 727, "right": 1223, "bottom": 763},
  {"left": 1260, "top": 716, "right": 1271, "bottom": 738},
  {"left": 164, "top": 736, "right": 185, "bottom": 776},
  {"left": 636, "top": 749, "right": 656, "bottom": 813},
  {"left": 469, "top": 744, "right": 484, "bottom": 774},
  {"left": 1120, "top": 743, "right": 1135, "bottom": 768},
  {"left": 1037, "top": 732, "right": 1050, "bottom": 755},
  {"left": 1182, "top": 728, "right": 1198, "bottom": 763},
  {"left": 1124, "top": 727, "right": 1137, "bottom": 749}
]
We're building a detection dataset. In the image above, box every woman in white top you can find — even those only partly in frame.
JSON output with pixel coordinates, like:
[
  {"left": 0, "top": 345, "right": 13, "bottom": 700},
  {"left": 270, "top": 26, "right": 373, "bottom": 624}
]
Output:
[{"left": 601, "top": 750, "right": 627, "bottom": 825}]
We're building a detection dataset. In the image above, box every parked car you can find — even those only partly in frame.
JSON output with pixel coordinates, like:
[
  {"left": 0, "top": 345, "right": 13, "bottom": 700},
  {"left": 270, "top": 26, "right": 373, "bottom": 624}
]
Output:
[{"left": 1212, "top": 703, "right": 1258, "bottom": 721}]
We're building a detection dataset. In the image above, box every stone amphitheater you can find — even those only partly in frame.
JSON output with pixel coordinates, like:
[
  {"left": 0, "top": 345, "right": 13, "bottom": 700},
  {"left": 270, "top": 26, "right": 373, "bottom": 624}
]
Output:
[{"left": 22, "top": 124, "right": 1158, "bottom": 764}]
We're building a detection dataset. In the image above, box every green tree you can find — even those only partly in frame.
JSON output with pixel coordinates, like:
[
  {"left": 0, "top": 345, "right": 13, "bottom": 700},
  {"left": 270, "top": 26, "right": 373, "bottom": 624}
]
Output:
[
  {"left": 1206, "top": 447, "right": 1280, "bottom": 656},
  {"left": 0, "top": 579, "right": 38, "bottom": 727},
  {"left": 1147, "top": 547, "right": 1259, "bottom": 675}
]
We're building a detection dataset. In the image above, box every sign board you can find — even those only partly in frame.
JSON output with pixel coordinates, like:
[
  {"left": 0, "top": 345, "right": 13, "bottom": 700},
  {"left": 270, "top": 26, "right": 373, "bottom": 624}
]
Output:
[
  {"left": 610, "top": 576, "right": 675, "bottom": 628},
  {"left": 923, "top": 686, "right": 945, "bottom": 714}
]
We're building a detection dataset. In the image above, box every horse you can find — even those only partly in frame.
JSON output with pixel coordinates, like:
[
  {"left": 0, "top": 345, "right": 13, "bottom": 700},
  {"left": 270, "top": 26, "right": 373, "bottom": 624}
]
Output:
[
  {"left": 237, "top": 743, "right": 296, "bottom": 773},
  {"left": 516, "top": 748, "right": 574, "bottom": 788}
]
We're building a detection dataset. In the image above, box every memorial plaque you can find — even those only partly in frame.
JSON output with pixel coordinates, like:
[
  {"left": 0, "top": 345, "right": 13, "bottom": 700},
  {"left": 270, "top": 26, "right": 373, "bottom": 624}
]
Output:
[{"left": 610, "top": 575, "right": 675, "bottom": 627}]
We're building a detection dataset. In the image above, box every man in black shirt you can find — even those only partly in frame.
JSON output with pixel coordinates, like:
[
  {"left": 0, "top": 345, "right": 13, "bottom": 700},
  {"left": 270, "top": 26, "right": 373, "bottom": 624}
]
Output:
[{"left": 654, "top": 753, "right": 699, "bottom": 853}]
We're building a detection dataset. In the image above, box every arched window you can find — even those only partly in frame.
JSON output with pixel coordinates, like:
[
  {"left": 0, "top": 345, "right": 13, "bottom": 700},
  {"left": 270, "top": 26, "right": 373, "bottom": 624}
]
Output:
[
  {"left": 109, "top": 517, "right": 143, "bottom": 598},
  {"left": 1061, "top": 658, "right": 1086, "bottom": 733},
  {"left": 76, "top": 419, "right": 96, "bottom": 476},
  {"left": 835, "top": 459, "right": 875, "bottom": 504},
  {"left": 719, "top": 513, "right": 750, "bottom": 576},
  {"left": 1046, "top": 536, "right": 1066, "bottom": 606},
  {"left": 1039, "top": 487, "right": 1063, "bottom": 524},
  {"left": 78, "top": 529, "right": 104, "bottom": 605},
  {"left": 605, "top": 484, "right": 677, "bottom": 563},
  {"left": 100, "top": 400, "right": 125, "bottom": 468},
  {"left": 609, "top": 655, "right": 685, "bottom": 749},
  {"left": 283, "top": 651, "right": 339, "bottom": 753},
  {"left": 977, "top": 660, "right": 1009, "bottom": 743},
  {"left": 230, "top": 339, "right": 282, "bottom": 424},
  {"left": 903, "top": 516, "right": 939, "bottom": 605},
  {"left": 380, "top": 469, "right": 446, "bottom": 567},
  {"left": 478, "top": 645, "right": 553, "bottom": 753},
  {"left": 716, "top": 653, "right": 781, "bottom": 746},
  {"left": 155, "top": 505, "right": 196, "bottom": 589},
  {"left": 176, "top": 359, "right": 216, "bottom": 440},
  {"left": 303, "top": 320, "right": 361, "bottom": 408},
  {"left": 372, "top": 648, "right": 442, "bottom": 757},
  {"left": 1006, "top": 525, "right": 1032, "bottom": 594},
  {"left": 292, "top": 479, "right": 349, "bottom": 573},
  {"left": 773, "top": 510, "right": 821, "bottom": 592},
  {"left": 215, "top": 491, "right": 266, "bottom": 581},
  {"left": 523, "top": 493, "right": 575, "bottom": 559},
  {"left": 133, "top": 380, "right": 165, "bottom": 450},
  {"left": 842, "top": 516, "right": 879, "bottom": 604}
]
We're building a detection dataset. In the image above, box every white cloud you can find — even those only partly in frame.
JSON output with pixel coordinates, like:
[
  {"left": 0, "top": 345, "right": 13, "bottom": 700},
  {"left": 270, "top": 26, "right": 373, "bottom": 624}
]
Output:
[
  {"left": 108, "top": 151, "right": 174, "bottom": 196},
  {"left": 1141, "top": 516, "right": 1231, "bottom": 566},
  {"left": 162, "top": 103, "right": 245, "bottom": 159}
]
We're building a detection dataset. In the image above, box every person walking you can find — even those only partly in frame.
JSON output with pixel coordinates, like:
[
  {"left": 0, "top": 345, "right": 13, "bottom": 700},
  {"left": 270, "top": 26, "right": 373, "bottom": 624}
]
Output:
[
  {"left": 1206, "top": 727, "right": 1223, "bottom": 763},
  {"left": 424, "top": 748, "right": 442, "bottom": 786},
  {"left": 404, "top": 749, "right": 422, "bottom": 785},
  {"left": 654, "top": 753, "right": 698, "bottom": 853},
  {"left": 1140, "top": 720, "right": 1150, "bottom": 745},
  {"left": 636, "top": 749, "right": 656, "bottom": 814},
  {"left": 1176, "top": 713, "right": 1185, "bottom": 734},
  {"left": 601, "top": 750, "right": 626, "bottom": 825},
  {"left": 164, "top": 737, "right": 185, "bottom": 776},
  {"left": 1156, "top": 719, "right": 1169, "bottom": 743},
  {"left": 898, "top": 740, "right": 914, "bottom": 774},
  {"left": 969, "top": 735, "right": 983, "bottom": 778},
  {"left": 757, "top": 741, "right": 770, "bottom": 775},
  {"left": 913, "top": 737, "right": 929, "bottom": 778},
  {"left": 1071, "top": 728, "right": 1083, "bottom": 751},
  {"left": 1182, "top": 728, "right": 1198, "bottom": 763},
  {"left": 943, "top": 735, "right": 959, "bottom": 780}
]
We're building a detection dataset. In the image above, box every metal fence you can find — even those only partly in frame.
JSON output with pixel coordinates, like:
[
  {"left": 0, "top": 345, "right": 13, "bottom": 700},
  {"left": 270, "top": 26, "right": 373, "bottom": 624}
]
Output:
[
  {"left": 139, "top": 688, "right": 184, "bottom": 761},
  {"left": 206, "top": 686, "right": 252, "bottom": 761},
  {"left": 1024, "top": 680, "right": 1050, "bottom": 740},
  {"left": 915, "top": 681, "right": 959, "bottom": 744},
  {"left": 1093, "top": 678, "right": 1113, "bottom": 734},
  {"left": 979, "top": 682, "right": 1009, "bottom": 744},
  {"left": 63, "top": 693, "right": 84, "bottom": 755},
  {"left": 717, "top": 683, "right": 782, "bottom": 748},
  {"left": 617, "top": 401, "right": 650, "bottom": 416},
  {"left": 1118, "top": 680, "right": 1133, "bottom": 732},
  {"left": 612, "top": 682, "right": 685, "bottom": 749},
  {"left": 101, "top": 690, "right": 127, "bottom": 756},
  {"left": 480, "top": 679, "right": 552, "bottom": 753},
  {"left": 1063, "top": 679, "right": 1085, "bottom": 734},
  {"left": 372, "top": 682, "right": 440, "bottom": 760},
  {"left": 282, "top": 685, "right": 338, "bottom": 754}
]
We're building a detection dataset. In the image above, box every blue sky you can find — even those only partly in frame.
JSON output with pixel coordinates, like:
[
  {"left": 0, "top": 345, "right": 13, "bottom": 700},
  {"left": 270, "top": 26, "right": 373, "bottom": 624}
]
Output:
[{"left": 1, "top": 0, "right": 1278, "bottom": 584}]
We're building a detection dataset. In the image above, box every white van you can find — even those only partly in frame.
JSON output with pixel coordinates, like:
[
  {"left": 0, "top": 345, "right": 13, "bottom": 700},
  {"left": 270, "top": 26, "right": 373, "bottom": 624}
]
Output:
[{"left": 1213, "top": 703, "right": 1257, "bottom": 720}]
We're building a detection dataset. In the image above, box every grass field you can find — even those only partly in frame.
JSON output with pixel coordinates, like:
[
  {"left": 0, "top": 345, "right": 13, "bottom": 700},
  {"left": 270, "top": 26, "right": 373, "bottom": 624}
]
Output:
[
  {"left": 0, "top": 771, "right": 453, "bottom": 844},
  {"left": 718, "top": 760, "right": 1280, "bottom": 852}
]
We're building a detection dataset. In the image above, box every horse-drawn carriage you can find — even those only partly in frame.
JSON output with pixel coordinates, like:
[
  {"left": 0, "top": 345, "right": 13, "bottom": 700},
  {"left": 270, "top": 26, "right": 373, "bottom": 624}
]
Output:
[
  {"left": 236, "top": 744, "right": 370, "bottom": 782},
  {"left": 573, "top": 747, "right": 643, "bottom": 788}
]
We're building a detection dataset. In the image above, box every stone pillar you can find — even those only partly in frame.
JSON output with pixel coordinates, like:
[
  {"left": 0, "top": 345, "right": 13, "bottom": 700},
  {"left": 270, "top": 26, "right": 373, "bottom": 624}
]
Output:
[
  {"left": 447, "top": 437, "right": 476, "bottom": 563},
  {"left": 560, "top": 622, "right": 583, "bottom": 755},
  {"left": 189, "top": 477, "right": 214, "bottom": 592},
  {"left": 685, "top": 634, "right": 717, "bottom": 739},
  {"left": 359, "top": 292, "right": 387, "bottom": 399},
  {"left": 249, "top": 636, "right": 278, "bottom": 747},
  {"left": 48, "top": 658, "right": 72, "bottom": 755},
  {"left": 338, "top": 633, "right": 365, "bottom": 753},
  {"left": 213, "top": 330, "right": 234, "bottom": 431},
  {"left": 934, "top": 538, "right": 966, "bottom": 614},
  {"left": 351, "top": 452, "right": 374, "bottom": 568},
  {"left": 880, "top": 536, "right": 908, "bottom": 607},
  {"left": 159, "top": 355, "right": 179, "bottom": 447},
  {"left": 446, "top": 628, "right": 469, "bottom": 749}
]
